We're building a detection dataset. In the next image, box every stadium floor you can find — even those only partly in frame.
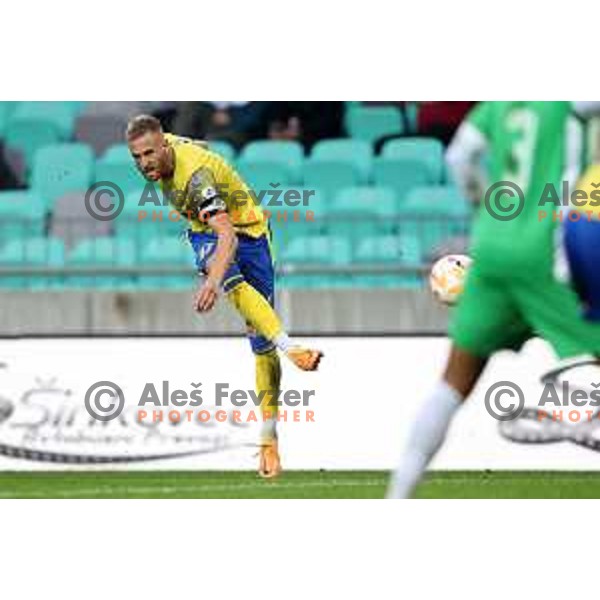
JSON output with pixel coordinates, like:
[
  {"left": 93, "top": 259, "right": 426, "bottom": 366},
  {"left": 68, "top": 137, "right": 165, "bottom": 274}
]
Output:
[{"left": 2, "top": 471, "right": 600, "bottom": 498}]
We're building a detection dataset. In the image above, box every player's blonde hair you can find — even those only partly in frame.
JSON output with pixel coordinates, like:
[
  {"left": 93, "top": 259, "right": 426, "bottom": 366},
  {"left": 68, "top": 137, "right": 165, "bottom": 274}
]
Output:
[{"left": 126, "top": 114, "right": 163, "bottom": 141}]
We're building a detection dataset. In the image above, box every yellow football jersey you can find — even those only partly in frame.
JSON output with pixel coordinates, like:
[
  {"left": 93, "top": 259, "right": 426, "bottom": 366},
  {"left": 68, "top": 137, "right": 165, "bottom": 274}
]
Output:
[
  {"left": 159, "top": 133, "right": 268, "bottom": 237},
  {"left": 573, "top": 164, "right": 600, "bottom": 216}
]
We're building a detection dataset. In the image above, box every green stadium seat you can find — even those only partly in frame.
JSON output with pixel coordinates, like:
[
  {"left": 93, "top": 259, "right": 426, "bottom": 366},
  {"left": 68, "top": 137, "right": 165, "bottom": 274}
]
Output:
[
  {"left": 102, "top": 143, "right": 132, "bottom": 164},
  {"left": 394, "top": 187, "right": 469, "bottom": 256},
  {"left": 122, "top": 186, "right": 164, "bottom": 215},
  {"left": 263, "top": 186, "right": 327, "bottom": 214},
  {"left": 311, "top": 139, "right": 373, "bottom": 183},
  {"left": 0, "top": 102, "right": 19, "bottom": 136},
  {"left": 279, "top": 234, "right": 353, "bottom": 289},
  {"left": 355, "top": 234, "right": 422, "bottom": 265},
  {"left": 0, "top": 190, "right": 46, "bottom": 216},
  {"left": 11, "top": 102, "right": 78, "bottom": 138},
  {"left": 401, "top": 185, "right": 472, "bottom": 250},
  {"left": 373, "top": 157, "right": 431, "bottom": 207},
  {"left": 240, "top": 141, "right": 304, "bottom": 182},
  {"left": 66, "top": 237, "right": 138, "bottom": 290},
  {"left": 331, "top": 186, "right": 397, "bottom": 216},
  {"left": 62, "top": 101, "right": 88, "bottom": 115},
  {"left": 4, "top": 119, "right": 62, "bottom": 178},
  {"left": 402, "top": 185, "right": 471, "bottom": 217},
  {"left": 114, "top": 188, "right": 184, "bottom": 244},
  {"left": 345, "top": 105, "right": 404, "bottom": 144},
  {"left": 95, "top": 160, "right": 147, "bottom": 195},
  {"left": 404, "top": 102, "right": 419, "bottom": 134},
  {"left": 268, "top": 187, "right": 327, "bottom": 256},
  {"left": 236, "top": 159, "right": 291, "bottom": 193},
  {"left": 353, "top": 233, "right": 424, "bottom": 288},
  {"left": 31, "top": 143, "right": 94, "bottom": 206},
  {"left": 208, "top": 140, "right": 237, "bottom": 163},
  {"left": 382, "top": 137, "right": 445, "bottom": 183},
  {"left": 280, "top": 234, "right": 351, "bottom": 264},
  {"left": 0, "top": 191, "right": 46, "bottom": 242},
  {"left": 326, "top": 186, "right": 398, "bottom": 241},
  {"left": 303, "top": 160, "right": 361, "bottom": 198},
  {"left": 137, "top": 238, "right": 195, "bottom": 290},
  {"left": 0, "top": 237, "right": 65, "bottom": 289},
  {"left": 114, "top": 211, "right": 184, "bottom": 244}
]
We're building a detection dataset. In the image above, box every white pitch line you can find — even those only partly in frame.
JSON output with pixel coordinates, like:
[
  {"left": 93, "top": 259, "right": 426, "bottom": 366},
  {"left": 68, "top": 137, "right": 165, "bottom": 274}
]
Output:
[
  {"left": 1, "top": 475, "right": 599, "bottom": 498},
  {"left": 0, "top": 478, "right": 387, "bottom": 498}
]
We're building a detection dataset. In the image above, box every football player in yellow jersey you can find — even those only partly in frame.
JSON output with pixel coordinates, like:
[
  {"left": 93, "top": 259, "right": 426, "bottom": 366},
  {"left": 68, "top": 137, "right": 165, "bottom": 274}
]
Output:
[{"left": 126, "top": 115, "right": 323, "bottom": 478}]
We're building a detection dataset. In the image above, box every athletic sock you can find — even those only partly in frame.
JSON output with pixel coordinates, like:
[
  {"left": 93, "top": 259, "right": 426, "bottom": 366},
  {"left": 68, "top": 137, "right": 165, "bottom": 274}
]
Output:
[{"left": 387, "top": 381, "right": 462, "bottom": 499}]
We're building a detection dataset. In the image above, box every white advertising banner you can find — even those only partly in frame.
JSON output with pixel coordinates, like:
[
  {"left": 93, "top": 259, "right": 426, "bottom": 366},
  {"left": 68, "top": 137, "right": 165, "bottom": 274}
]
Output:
[{"left": 0, "top": 336, "right": 598, "bottom": 470}]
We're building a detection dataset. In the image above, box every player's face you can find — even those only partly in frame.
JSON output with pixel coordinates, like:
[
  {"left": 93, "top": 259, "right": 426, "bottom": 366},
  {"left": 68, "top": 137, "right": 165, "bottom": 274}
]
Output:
[{"left": 129, "top": 132, "right": 171, "bottom": 181}]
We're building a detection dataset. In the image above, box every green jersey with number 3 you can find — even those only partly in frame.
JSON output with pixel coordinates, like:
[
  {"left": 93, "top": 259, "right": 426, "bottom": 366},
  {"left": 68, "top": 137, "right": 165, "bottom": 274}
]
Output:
[{"left": 469, "top": 101, "right": 585, "bottom": 276}]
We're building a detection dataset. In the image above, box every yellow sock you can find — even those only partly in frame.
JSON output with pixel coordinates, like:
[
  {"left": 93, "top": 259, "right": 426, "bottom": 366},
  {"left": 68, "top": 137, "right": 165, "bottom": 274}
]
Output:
[
  {"left": 227, "top": 281, "right": 283, "bottom": 342},
  {"left": 256, "top": 349, "right": 281, "bottom": 442}
]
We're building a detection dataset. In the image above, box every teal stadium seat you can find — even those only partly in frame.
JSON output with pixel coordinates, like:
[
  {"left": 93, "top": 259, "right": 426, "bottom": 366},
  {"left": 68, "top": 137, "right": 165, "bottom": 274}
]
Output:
[
  {"left": 311, "top": 139, "right": 373, "bottom": 183},
  {"left": 0, "top": 191, "right": 46, "bottom": 242},
  {"left": 66, "top": 237, "right": 138, "bottom": 290},
  {"left": 31, "top": 143, "right": 94, "bottom": 207},
  {"left": 236, "top": 159, "right": 291, "bottom": 193},
  {"left": 399, "top": 186, "right": 471, "bottom": 254},
  {"left": 281, "top": 234, "right": 351, "bottom": 264},
  {"left": 114, "top": 188, "right": 184, "bottom": 244},
  {"left": 303, "top": 159, "right": 361, "bottom": 198},
  {"left": 95, "top": 150, "right": 146, "bottom": 195},
  {"left": 240, "top": 141, "right": 304, "bottom": 183},
  {"left": 373, "top": 157, "right": 431, "bottom": 207},
  {"left": 4, "top": 119, "right": 62, "bottom": 179},
  {"left": 102, "top": 143, "right": 132, "bottom": 163},
  {"left": 0, "top": 237, "right": 65, "bottom": 289},
  {"left": 326, "top": 186, "right": 398, "bottom": 240},
  {"left": 279, "top": 234, "right": 352, "bottom": 289},
  {"left": 62, "top": 101, "right": 88, "bottom": 115},
  {"left": 208, "top": 140, "right": 237, "bottom": 164},
  {"left": 331, "top": 186, "right": 397, "bottom": 216},
  {"left": 382, "top": 137, "right": 445, "bottom": 183},
  {"left": 356, "top": 234, "right": 422, "bottom": 265},
  {"left": 137, "top": 238, "right": 195, "bottom": 290},
  {"left": 345, "top": 105, "right": 404, "bottom": 144},
  {"left": 11, "top": 101, "right": 80, "bottom": 138},
  {"left": 353, "top": 234, "right": 423, "bottom": 289},
  {"left": 0, "top": 101, "right": 19, "bottom": 136},
  {"left": 402, "top": 185, "right": 471, "bottom": 217},
  {"left": 268, "top": 187, "right": 328, "bottom": 256}
]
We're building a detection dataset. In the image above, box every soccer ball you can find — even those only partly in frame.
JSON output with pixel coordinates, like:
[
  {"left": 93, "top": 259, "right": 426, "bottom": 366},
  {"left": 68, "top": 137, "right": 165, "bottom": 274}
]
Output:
[{"left": 429, "top": 254, "right": 472, "bottom": 306}]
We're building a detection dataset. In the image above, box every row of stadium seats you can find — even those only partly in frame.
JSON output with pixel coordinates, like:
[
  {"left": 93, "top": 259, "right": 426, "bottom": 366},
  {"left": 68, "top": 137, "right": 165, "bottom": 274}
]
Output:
[
  {"left": 0, "top": 182, "right": 468, "bottom": 222},
  {"left": 0, "top": 102, "right": 411, "bottom": 179},
  {"left": 0, "top": 233, "right": 430, "bottom": 290},
  {"left": 0, "top": 101, "right": 406, "bottom": 146},
  {"left": 210, "top": 136, "right": 444, "bottom": 180},
  {"left": 344, "top": 103, "right": 406, "bottom": 143},
  {"left": 0, "top": 185, "right": 471, "bottom": 254},
  {"left": 9, "top": 138, "right": 449, "bottom": 210}
]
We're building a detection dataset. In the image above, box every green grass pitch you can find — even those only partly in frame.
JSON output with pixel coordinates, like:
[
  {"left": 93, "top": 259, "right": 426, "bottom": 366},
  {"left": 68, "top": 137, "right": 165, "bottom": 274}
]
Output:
[{"left": 1, "top": 471, "right": 600, "bottom": 498}]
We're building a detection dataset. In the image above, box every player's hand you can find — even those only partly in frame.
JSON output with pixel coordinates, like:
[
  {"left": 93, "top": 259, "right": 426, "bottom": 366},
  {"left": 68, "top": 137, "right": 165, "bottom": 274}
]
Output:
[{"left": 194, "top": 279, "right": 220, "bottom": 313}]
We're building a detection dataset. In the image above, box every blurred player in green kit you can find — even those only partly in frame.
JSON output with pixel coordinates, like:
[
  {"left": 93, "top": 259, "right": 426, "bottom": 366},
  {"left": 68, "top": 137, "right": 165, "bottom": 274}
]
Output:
[{"left": 388, "top": 101, "right": 600, "bottom": 498}]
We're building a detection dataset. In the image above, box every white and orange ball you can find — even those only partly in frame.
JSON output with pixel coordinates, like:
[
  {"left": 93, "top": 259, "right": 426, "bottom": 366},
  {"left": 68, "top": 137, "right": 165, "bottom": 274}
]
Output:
[{"left": 429, "top": 254, "right": 472, "bottom": 306}]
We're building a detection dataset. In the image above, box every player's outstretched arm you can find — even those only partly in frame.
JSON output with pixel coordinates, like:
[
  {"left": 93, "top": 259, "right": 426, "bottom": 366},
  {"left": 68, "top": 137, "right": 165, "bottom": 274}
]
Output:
[{"left": 194, "top": 212, "right": 238, "bottom": 312}]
